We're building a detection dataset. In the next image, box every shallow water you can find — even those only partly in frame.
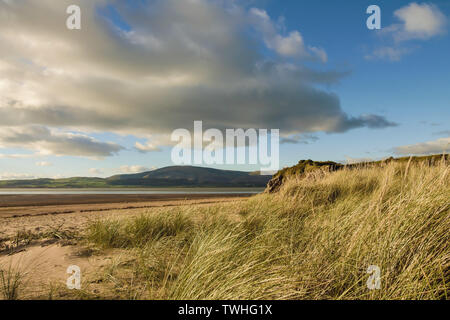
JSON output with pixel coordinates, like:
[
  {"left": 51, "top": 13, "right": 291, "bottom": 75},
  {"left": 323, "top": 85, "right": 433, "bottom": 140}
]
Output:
[{"left": 0, "top": 188, "right": 264, "bottom": 195}]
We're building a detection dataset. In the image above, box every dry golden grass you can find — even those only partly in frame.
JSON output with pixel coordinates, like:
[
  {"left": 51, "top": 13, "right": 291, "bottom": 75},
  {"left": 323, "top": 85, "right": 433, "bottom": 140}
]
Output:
[{"left": 79, "top": 159, "right": 449, "bottom": 300}]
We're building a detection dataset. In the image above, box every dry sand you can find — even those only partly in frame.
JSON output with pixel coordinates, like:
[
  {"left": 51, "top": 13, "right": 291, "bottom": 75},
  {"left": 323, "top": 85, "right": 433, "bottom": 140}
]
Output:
[
  {"left": 0, "top": 193, "right": 252, "bottom": 217},
  {"left": 0, "top": 194, "right": 250, "bottom": 298}
]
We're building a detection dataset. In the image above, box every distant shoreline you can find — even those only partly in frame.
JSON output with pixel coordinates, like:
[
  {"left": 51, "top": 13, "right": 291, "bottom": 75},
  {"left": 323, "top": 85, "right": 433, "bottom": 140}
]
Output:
[
  {"left": 0, "top": 186, "right": 265, "bottom": 190},
  {"left": 0, "top": 187, "right": 264, "bottom": 196}
]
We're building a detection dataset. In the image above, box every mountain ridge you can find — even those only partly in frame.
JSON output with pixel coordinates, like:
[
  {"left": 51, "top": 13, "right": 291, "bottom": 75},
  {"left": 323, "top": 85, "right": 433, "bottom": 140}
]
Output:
[{"left": 0, "top": 166, "right": 272, "bottom": 188}]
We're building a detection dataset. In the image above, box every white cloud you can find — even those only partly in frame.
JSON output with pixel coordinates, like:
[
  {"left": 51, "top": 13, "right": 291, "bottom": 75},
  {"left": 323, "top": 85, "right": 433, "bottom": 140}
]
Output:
[
  {"left": 51, "top": 174, "right": 67, "bottom": 179},
  {"left": 308, "top": 46, "right": 328, "bottom": 63},
  {"left": 367, "top": 2, "right": 447, "bottom": 61},
  {"left": 0, "top": 172, "right": 37, "bottom": 180},
  {"left": 36, "top": 161, "right": 52, "bottom": 167},
  {"left": 119, "top": 165, "right": 156, "bottom": 174},
  {"left": 0, "top": 153, "right": 38, "bottom": 159},
  {"left": 365, "top": 46, "right": 412, "bottom": 62},
  {"left": 134, "top": 134, "right": 176, "bottom": 152},
  {"left": 393, "top": 2, "right": 447, "bottom": 41},
  {"left": 89, "top": 168, "right": 103, "bottom": 175},
  {"left": 249, "top": 8, "right": 327, "bottom": 62},
  {"left": 394, "top": 137, "right": 450, "bottom": 155},
  {"left": 274, "top": 31, "right": 304, "bottom": 57},
  {"left": 135, "top": 142, "right": 162, "bottom": 153},
  {"left": 344, "top": 156, "right": 375, "bottom": 165}
]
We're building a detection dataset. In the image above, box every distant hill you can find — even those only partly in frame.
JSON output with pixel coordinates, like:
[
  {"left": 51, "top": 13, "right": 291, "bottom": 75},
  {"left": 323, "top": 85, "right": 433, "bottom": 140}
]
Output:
[{"left": 0, "top": 166, "right": 272, "bottom": 188}]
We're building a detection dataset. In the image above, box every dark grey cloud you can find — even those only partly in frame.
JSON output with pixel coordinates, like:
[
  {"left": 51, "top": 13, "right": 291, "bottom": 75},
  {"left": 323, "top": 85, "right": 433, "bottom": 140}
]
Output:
[
  {"left": 0, "top": 0, "right": 396, "bottom": 153},
  {"left": 339, "top": 114, "right": 398, "bottom": 132},
  {"left": 280, "top": 134, "right": 319, "bottom": 145}
]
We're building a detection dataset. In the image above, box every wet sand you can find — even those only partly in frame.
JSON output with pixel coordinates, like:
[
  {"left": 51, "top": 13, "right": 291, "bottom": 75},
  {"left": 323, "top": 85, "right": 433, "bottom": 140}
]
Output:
[
  {"left": 0, "top": 194, "right": 250, "bottom": 255},
  {"left": 0, "top": 193, "right": 252, "bottom": 218}
]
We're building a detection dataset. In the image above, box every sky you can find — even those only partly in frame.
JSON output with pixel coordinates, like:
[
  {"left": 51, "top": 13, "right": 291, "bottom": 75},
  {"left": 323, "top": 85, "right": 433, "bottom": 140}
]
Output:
[{"left": 0, "top": 0, "right": 449, "bottom": 179}]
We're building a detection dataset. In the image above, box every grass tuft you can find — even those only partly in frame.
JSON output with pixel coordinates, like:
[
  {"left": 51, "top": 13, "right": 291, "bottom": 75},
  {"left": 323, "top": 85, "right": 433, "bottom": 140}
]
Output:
[{"left": 0, "top": 264, "right": 25, "bottom": 300}]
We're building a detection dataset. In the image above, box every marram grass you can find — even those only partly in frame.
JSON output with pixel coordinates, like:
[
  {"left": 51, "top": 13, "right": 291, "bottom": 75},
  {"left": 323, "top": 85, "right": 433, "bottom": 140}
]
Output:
[{"left": 67, "top": 160, "right": 450, "bottom": 299}]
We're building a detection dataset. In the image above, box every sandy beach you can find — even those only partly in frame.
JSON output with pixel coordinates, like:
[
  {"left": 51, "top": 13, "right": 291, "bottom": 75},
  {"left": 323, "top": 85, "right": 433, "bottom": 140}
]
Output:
[
  {"left": 0, "top": 193, "right": 252, "bottom": 299},
  {"left": 0, "top": 193, "right": 253, "bottom": 218}
]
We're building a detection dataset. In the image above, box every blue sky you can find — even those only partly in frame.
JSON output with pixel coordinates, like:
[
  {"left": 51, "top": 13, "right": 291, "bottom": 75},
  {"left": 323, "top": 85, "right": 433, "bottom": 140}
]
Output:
[{"left": 0, "top": 0, "right": 448, "bottom": 179}]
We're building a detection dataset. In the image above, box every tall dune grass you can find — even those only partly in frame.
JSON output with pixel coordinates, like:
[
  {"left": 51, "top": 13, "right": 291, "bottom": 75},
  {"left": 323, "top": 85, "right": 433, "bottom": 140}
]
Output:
[{"left": 86, "top": 160, "right": 449, "bottom": 300}]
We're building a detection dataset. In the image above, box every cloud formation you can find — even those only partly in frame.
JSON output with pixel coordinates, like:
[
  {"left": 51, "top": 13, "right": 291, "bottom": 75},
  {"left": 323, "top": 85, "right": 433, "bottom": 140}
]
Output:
[
  {"left": 0, "top": 126, "right": 123, "bottom": 158},
  {"left": 367, "top": 2, "right": 447, "bottom": 61},
  {"left": 394, "top": 137, "right": 450, "bottom": 155},
  {"left": 0, "top": 153, "right": 37, "bottom": 159},
  {"left": 344, "top": 156, "right": 375, "bottom": 165},
  {"left": 0, "top": 172, "right": 37, "bottom": 180},
  {"left": 280, "top": 133, "right": 319, "bottom": 145},
  {"left": 0, "top": 0, "right": 395, "bottom": 156},
  {"left": 119, "top": 165, "right": 155, "bottom": 174},
  {"left": 89, "top": 168, "right": 103, "bottom": 175},
  {"left": 36, "top": 161, "right": 52, "bottom": 167},
  {"left": 365, "top": 46, "right": 413, "bottom": 62},
  {"left": 249, "top": 8, "right": 327, "bottom": 62},
  {"left": 392, "top": 2, "right": 447, "bottom": 41}
]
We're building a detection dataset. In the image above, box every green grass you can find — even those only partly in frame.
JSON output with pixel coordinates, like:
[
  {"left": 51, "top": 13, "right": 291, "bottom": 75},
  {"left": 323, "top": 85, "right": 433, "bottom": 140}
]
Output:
[
  {"left": 87, "top": 211, "right": 194, "bottom": 249},
  {"left": 0, "top": 264, "right": 25, "bottom": 300},
  {"left": 80, "top": 160, "right": 449, "bottom": 299}
]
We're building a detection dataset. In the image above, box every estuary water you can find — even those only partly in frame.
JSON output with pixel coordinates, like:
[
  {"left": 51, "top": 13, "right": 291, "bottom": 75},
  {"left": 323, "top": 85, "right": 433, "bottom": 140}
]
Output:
[{"left": 0, "top": 188, "right": 264, "bottom": 195}]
